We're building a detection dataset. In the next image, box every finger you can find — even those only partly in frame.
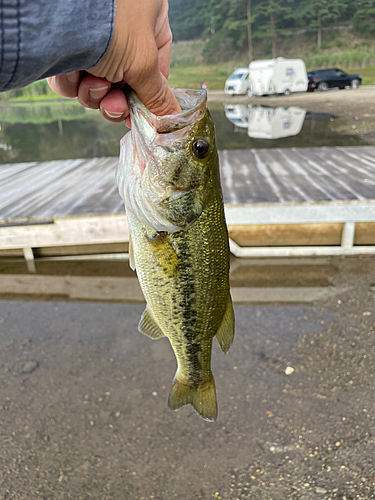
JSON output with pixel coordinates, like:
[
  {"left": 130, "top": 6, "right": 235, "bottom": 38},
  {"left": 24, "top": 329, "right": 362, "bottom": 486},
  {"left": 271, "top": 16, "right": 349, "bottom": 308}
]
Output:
[
  {"left": 128, "top": 45, "right": 181, "bottom": 116},
  {"left": 158, "top": 39, "right": 172, "bottom": 80},
  {"left": 77, "top": 74, "right": 112, "bottom": 109},
  {"left": 47, "top": 71, "right": 83, "bottom": 98},
  {"left": 155, "top": 13, "right": 172, "bottom": 79},
  {"left": 100, "top": 88, "right": 129, "bottom": 122}
]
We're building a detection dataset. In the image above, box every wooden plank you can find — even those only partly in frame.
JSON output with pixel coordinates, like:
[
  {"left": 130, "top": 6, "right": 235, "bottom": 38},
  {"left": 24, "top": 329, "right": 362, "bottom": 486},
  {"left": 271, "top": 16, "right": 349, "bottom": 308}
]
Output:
[
  {"left": 230, "top": 262, "right": 337, "bottom": 287},
  {"left": 0, "top": 274, "right": 350, "bottom": 305},
  {"left": 0, "top": 275, "right": 144, "bottom": 302},
  {"left": 218, "top": 146, "right": 375, "bottom": 205},
  {"left": 225, "top": 200, "right": 375, "bottom": 225},
  {"left": 354, "top": 222, "right": 375, "bottom": 245},
  {"left": 33, "top": 242, "right": 129, "bottom": 257},
  {"left": 0, "top": 249, "right": 24, "bottom": 257},
  {"left": 1, "top": 146, "right": 375, "bottom": 221},
  {"left": 229, "top": 239, "right": 375, "bottom": 257},
  {"left": 230, "top": 286, "right": 352, "bottom": 304},
  {"left": 0, "top": 214, "right": 129, "bottom": 250},
  {"left": 228, "top": 222, "right": 343, "bottom": 247}
]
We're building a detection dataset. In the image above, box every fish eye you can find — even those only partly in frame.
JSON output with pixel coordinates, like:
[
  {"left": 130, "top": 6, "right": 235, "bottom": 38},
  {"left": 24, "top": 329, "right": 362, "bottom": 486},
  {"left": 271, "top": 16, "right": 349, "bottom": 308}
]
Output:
[{"left": 192, "top": 138, "right": 210, "bottom": 159}]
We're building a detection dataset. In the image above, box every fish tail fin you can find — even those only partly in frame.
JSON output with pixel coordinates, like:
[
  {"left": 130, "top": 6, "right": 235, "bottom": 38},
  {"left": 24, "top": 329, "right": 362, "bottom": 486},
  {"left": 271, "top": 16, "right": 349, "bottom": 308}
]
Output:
[{"left": 168, "top": 373, "right": 217, "bottom": 422}]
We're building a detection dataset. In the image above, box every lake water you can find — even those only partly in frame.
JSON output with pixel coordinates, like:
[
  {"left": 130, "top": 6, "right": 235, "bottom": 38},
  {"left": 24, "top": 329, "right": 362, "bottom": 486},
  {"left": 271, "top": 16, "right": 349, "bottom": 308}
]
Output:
[{"left": 0, "top": 100, "right": 371, "bottom": 164}]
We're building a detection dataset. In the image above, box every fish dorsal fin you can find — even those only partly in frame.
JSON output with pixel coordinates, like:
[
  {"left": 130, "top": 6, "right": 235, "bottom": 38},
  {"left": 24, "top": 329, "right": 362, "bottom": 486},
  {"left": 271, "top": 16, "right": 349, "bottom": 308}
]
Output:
[
  {"left": 128, "top": 233, "right": 135, "bottom": 271},
  {"left": 215, "top": 295, "right": 235, "bottom": 354},
  {"left": 138, "top": 307, "right": 165, "bottom": 340}
]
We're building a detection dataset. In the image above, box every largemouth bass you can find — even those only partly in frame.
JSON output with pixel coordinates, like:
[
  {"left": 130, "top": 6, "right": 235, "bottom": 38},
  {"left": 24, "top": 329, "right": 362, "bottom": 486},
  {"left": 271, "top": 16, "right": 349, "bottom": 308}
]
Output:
[{"left": 116, "top": 89, "right": 234, "bottom": 421}]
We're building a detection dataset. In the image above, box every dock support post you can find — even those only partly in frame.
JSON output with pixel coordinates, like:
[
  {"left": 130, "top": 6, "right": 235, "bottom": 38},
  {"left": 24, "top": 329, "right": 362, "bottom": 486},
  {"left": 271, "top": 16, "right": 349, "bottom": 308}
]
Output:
[
  {"left": 341, "top": 222, "right": 355, "bottom": 249},
  {"left": 23, "top": 247, "right": 36, "bottom": 274}
]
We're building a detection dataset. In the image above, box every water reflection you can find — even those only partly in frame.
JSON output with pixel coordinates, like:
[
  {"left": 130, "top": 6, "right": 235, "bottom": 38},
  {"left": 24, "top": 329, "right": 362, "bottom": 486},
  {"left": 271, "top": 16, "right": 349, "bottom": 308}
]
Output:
[
  {"left": 226, "top": 104, "right": 311, "bottom": 139},
  {"left": 0, "top": 100, "right": 371, "bottom": 164},
  {"left": 0, "top": 102, "right": 127, "bottom": 164}
]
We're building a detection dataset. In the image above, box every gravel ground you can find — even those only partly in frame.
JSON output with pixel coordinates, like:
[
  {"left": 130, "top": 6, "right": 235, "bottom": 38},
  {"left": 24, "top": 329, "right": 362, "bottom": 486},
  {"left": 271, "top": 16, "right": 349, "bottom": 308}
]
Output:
[{"left": 0, "top": 256, "right": 375, "bottom": 499}]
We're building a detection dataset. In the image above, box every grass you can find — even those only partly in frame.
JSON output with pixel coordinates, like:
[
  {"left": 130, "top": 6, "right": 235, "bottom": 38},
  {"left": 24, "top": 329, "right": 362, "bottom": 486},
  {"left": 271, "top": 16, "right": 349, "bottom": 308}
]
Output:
[
  {"left": 169, "top": 59, "right": 375, "bottom": 91},
  {"left": 169, "top": 32, "right": 375, "bottom": 90},
  {"left": 305, "top": 50, "right": 375, "bottom": 70},
  {"left": 347, "top": 65, "right": 375, "bottom": 85},
  {"left": 170, "top": 40, "right": 206, "bottom": 67},
  {"left": 7, "top": 93, "right": 65, "bottom": 102},
  {"left": 169, "top": 63, "right": 245, "bottom": 90},
  {"left": 0, "top": 98, "right": 79, "bottom": 107}
]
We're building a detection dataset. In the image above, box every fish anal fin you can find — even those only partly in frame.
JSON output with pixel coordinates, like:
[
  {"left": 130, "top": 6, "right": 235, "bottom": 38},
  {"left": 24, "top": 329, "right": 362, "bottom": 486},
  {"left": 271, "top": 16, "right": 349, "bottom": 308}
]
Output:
[
  {"left": 138, "top": 307, "right": 165, "bottom": 340},
  {"left": 168, "top": 374, "right": 217, "bottom": 422},
  {"left": 128, "top": 233, "right": 135, "bottom": 271},
  {"left": 215, "top": 295, "right": 235, "bottom": 354}
]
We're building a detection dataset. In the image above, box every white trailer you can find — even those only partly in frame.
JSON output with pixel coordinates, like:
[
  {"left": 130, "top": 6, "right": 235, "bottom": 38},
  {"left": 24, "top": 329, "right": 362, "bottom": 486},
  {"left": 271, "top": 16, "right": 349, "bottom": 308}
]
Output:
[
  {"left": 248, "top": 106, "right": 306, "bottom": 139},
  {"left": 224, "top": 104, "right": 306, "bottom": 140},
  {"left": 249, "top": 58, "right": 308, "bottom": 96}
]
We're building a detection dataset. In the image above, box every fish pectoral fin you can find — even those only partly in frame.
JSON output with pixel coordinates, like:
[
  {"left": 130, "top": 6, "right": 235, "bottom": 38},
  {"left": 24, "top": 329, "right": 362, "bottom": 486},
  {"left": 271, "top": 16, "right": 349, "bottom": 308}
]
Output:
[
  {"left": 138, "top": 307, "right": 165, "bottom": 340},
  {"left": 168, "top": 374, "right": 217, "bottom": 422},
  {"left": 144, "top": 228, "right": 180, "bottom": 275},
  {"left": 128, "top": 233, "right": 136, "bottom": 271},
  {"left": 215, "top": 295, "right": 235, "bottom": 354}
]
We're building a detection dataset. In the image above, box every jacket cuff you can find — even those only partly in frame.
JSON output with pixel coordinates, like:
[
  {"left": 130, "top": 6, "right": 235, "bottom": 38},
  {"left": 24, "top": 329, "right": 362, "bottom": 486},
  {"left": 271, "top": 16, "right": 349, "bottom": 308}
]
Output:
[{"left": 0, "top": 0, "right": 115, "bottom": 91}]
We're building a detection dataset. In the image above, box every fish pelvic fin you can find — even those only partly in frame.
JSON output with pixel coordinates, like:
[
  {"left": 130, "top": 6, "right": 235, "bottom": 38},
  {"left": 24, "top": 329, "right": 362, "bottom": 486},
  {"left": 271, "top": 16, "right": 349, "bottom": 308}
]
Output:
[
  {"left": 215, "top": 294, "right": 235, "bottom": 354},
  {"left": 138, "top": 307, "right": 165, "bottom": 340},
  {"left": 168, "top": 374, "right": 217, "bottom": 422}
]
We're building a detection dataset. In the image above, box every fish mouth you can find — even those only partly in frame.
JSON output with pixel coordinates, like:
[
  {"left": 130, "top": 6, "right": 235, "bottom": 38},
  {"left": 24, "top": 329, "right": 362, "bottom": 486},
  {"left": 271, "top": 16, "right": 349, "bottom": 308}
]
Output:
[{"left": 127, "top": 88, "right": 207, "bottom": 134}]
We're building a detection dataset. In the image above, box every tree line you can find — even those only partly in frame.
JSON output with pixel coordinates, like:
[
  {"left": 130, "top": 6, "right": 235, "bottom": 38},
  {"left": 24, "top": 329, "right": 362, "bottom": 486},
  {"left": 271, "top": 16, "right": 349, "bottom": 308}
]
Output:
[{"left": 169, "top": 0, "right": 375, "bottom": 59}]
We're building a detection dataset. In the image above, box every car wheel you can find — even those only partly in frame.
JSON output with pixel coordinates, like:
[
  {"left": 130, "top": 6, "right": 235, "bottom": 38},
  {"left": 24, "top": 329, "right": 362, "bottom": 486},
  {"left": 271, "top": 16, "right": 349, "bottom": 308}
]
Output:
[
  {"left": 318, "top": 82, "right": 329, "bottom": 91},
  {"left": 351, "top": 79, "right": 360, "bottom": 89},
  {"left": 284, "top": 88, "right": 291, "bottom": 96}
]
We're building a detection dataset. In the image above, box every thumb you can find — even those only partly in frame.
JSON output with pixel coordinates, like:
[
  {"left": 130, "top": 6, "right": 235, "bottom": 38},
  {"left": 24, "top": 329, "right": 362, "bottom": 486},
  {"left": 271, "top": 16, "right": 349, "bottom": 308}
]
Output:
[{"left": 127, "top": 53, "right": 181, "bottom": 116}]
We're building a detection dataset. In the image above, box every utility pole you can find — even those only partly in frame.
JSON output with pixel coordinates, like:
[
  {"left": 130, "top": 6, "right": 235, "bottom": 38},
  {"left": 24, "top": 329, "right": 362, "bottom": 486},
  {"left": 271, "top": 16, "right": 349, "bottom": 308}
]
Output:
[
  {"left": 317, "top": 14, "right": 322, "bottom": 48},
  {"left": 247, "top": 0, "right": 253, "bottom": 62},
  {"left": 270, "top": 11, "right": 276, "bottom": 58}
]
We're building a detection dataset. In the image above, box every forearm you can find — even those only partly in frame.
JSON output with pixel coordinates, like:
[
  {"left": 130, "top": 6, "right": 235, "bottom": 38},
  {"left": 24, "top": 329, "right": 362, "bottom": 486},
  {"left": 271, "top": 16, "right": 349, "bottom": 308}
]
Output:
[{"left": 0, "top": 0, "right": 115, "bottom": 91}]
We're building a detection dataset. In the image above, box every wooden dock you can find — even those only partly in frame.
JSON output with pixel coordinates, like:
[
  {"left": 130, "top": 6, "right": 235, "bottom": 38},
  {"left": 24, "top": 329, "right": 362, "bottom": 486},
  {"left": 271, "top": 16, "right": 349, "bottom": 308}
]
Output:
[{"left": 1, "top": 146, "right": 375, "bottom": 259}]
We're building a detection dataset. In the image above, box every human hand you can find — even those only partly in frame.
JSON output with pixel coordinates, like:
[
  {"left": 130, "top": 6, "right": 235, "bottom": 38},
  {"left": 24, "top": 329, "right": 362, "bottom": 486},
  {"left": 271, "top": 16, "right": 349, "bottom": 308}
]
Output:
[{"left": 47, "top": 0, "right": 181, "bottom": 126}]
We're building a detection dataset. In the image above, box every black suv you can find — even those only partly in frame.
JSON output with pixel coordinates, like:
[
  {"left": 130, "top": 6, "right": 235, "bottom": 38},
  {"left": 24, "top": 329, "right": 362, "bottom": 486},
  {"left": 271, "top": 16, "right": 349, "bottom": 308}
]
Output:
[{"left": 307, "top": 68, "right": 362, "bottom": 91}]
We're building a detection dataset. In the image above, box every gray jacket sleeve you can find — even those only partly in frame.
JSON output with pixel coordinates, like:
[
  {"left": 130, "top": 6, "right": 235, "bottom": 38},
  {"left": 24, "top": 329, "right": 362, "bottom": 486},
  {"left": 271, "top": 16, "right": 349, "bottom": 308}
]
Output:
[{"left": 0, "top": 0, "right": 115, "bottom": 91}]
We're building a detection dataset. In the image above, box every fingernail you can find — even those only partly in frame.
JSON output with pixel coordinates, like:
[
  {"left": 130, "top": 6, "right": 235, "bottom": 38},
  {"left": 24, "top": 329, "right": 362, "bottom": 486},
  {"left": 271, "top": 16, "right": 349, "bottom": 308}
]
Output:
[
  {"left": 89, "top": 86, "right": 110, "bottom": 101},
  {"left": 102, "top": 109, "right": 124, "bottom": 119},
  {"left": 66, "top": 72, "right": 80, "bottom": 85}
]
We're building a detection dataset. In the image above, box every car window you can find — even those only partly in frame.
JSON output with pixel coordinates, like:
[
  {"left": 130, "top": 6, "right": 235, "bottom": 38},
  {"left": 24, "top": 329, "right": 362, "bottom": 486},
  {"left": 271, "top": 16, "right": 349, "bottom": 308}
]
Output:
[
  {"left": 229, "top": 73, "right": 246, "bottom": 80},
  {"left": 334, "top": 69, "right": 344, "bottom": 77}
]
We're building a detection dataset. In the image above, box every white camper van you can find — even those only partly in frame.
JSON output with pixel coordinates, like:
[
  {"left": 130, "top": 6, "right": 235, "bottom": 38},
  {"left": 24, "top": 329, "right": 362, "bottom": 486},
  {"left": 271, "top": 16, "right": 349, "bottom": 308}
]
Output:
[
  {"left": 224, "top": 68, "right": 250, "bottom": 95},
  {"left": 249, "top": 58, "right": 308, "bottom": 96}
]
